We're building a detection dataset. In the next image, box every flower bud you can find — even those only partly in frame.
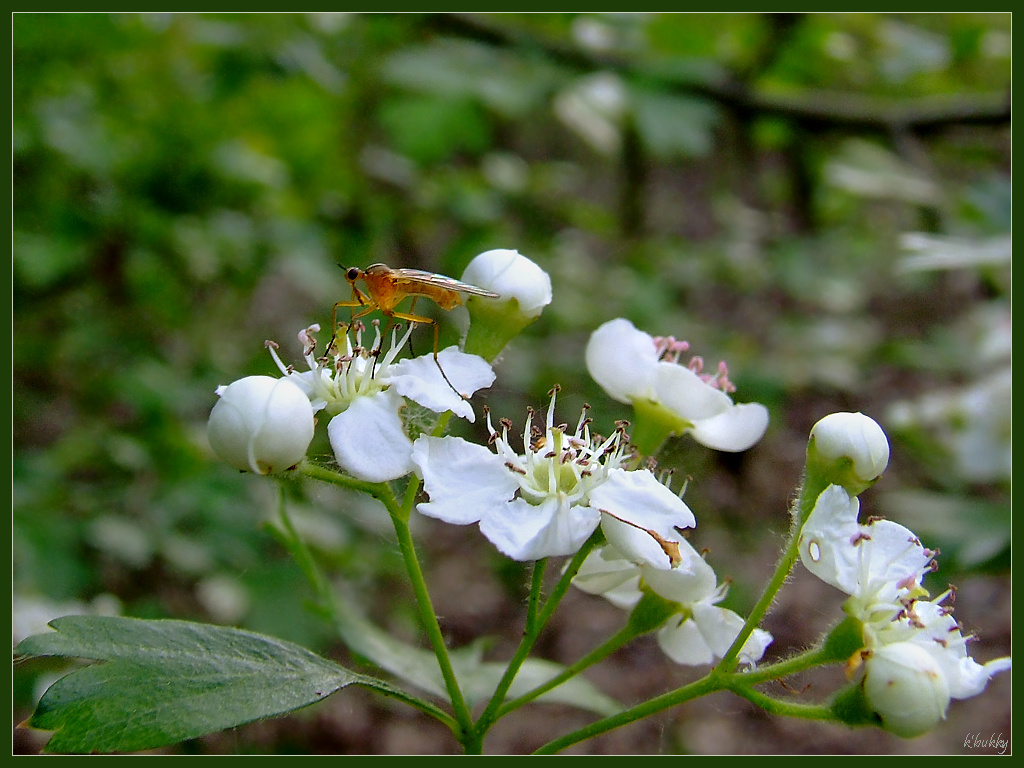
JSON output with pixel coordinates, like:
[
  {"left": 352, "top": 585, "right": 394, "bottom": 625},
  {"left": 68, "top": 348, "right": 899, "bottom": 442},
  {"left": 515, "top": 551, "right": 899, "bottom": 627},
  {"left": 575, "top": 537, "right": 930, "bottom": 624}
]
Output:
[
  {"left": 807, "top": 412, "right": 889, "bottom": 497},
  {"left": 863, "top": 642, "right": 950, "bottom": 738},
  {"left": 459, "top": 249, "right": 552, "bottom": 361},
  {"left": 207, "top": 375, "right": 315, "bottom": 474}
]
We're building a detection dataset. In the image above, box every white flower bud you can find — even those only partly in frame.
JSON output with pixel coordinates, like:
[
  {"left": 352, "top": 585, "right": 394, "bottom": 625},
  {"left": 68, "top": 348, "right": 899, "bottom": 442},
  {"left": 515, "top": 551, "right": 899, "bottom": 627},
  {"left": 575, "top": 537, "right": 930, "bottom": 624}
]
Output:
[
  {"left": 461, "top": 248, "right": 552, "bottom": 319},
  {"left": 459, "top": 249, "right": 553, "bottom": 361},
  {"left": 863, "top": 642, "right": 950, "bottom": 738},
  {"left": 809, "top": 412, "right": 889, "bottom": 492},
  {"left": 207, "top": 375, "right": 315, "bottom": 474}
]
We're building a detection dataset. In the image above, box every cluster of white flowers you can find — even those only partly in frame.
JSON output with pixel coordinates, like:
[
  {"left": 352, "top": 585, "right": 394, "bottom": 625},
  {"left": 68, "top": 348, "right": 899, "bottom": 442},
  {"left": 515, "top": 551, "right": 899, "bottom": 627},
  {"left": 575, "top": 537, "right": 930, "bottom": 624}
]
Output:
[
  {"left": 209, "top": 309, "right": 494, "bottom": 483},
  {"left": 207, "top": 250, "right": 1008, "bottom": 736},
  {"left": 798, "top": 414, "right": 1011, "bottom": 737},
  {"left": 206, "top": 250, "right": 779, "bottom": 665}
]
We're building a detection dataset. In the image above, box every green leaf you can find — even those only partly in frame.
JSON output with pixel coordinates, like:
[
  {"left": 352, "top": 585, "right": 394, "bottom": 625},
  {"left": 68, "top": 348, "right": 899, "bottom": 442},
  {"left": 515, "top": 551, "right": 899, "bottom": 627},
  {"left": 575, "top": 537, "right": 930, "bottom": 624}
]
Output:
[
  {"left": 631, "top": 87, "right": 719, "bottom": 159},
  {"left": 15, "top": 615, "right": 392, "bottom": 754},
  {"left": 329, "top": 587, "right": 622, "bottom": 717},
  {"left": 381, "top": 39, "right": 560, "bottom": 117}
]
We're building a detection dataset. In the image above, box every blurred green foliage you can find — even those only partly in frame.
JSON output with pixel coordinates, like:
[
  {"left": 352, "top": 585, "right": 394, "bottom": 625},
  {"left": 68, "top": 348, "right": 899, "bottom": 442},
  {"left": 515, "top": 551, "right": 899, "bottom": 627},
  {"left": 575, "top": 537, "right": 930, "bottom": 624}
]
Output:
[{"left": 13, "top": 13, "right": 1010, "bottom": 753}]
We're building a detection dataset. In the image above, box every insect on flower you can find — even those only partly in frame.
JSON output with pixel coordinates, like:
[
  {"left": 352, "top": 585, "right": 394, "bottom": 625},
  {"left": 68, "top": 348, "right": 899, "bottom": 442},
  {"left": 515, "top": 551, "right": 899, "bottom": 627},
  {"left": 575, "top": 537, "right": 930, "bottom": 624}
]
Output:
[{"left": 332, "top": 263, "right": 500, "bottom": 396}]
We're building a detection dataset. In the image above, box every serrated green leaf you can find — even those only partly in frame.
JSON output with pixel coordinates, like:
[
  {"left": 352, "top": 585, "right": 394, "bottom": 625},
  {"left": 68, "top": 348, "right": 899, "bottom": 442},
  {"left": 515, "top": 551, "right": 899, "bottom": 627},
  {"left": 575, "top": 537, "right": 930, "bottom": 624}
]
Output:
[
  {"left": 330, "top": 587, "right": 622, "bottom": 717},
  {"left": 14, "top": 615, "right": 390, "bottom": 754}
]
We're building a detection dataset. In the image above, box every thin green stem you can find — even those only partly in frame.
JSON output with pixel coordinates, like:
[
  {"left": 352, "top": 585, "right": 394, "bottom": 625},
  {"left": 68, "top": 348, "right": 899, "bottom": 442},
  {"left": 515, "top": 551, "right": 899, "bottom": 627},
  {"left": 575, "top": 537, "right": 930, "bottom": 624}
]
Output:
[
  {"left": 715, "top": 476, "right": 820, "bottom": 673},
  {"left": 532, "top": 644, "right": 835, "bottom": 756},
  {"left": 727, "top": 684, "right": 833, "bottom": 722},
  {"left": 475, "top": 532, "right": 601, "bottom": 736},
  {"left": 386, "top": 494, "right": 478, "bottom": 748},
  {"left": 499, "top": 620, "right": 639, "bottom": 718},
  {"left": 524, "top": 559, "right": 547, "bottom": 635},
  {"left": 534, "top": 673, "right": 724, "bottom": 754},
  {"left": 299, "top": 462, "right": 477, "bottom": 749},
  {"left": 301, "top": 460, "right": 386, "bottom": 497},
  {"left": 272, "top": 487, "right": 457, "bottom": 729},
  {"left": 734, "top": 645, "right": 835, "bottom": 687}
]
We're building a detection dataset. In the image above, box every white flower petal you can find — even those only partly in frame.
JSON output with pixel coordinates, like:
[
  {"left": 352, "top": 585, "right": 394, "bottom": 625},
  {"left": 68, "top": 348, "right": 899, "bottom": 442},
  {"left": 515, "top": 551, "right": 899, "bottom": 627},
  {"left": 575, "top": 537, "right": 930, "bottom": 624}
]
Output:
[
  {"left": 585, "top": 318, "right": 659, "bottom": 403},
  {"left": 658, "top": 603, "right": 770, "bottom": 667},
  {"left": 387, "top": 347, "right": 494, "bottom": 421},
  {"left": 691, "top": 603, "right": 751, "bottom": 660},
  {"left": 687, "top": 402, "right": 770, "bottom": 452},
  {"left": 799, "top": 485, "right": 934, "bottom": 601},
  {"left": 741, "top": 628, "right": 775, "bottom": 665},
  {"left": 640, "top": 539, "right": 718, "bottom": 603},
  {"left": 797, "top": 484, "right": 863, "bottom": 594},
  {"left": 327, "top": 390, "right": 414, "bottom": 483},
  {"left": 949, "top": 656, "right": 1012, "bottom": 700},
  {"left": 573, "top": 547, "right": 644, "bottom": 609},
  {"left": 479, "top": 496, "right": 601, "bottom": 561},
  {"left": 857, "top": 518, "right": 933, "bottom": 590},
  {"left": 906, "top": 600, "right": 1011, "bottom": 700},
  {"left": 590, "top": 468, "right": 695, "bottom": 570},
  {"left": 657, "top": 615, "right": 716, "bottom": 666},
  {"left": 412, "top": 435, "right": 520, "bottom": 525},
  {"left": 653, "top": 363, "right": 733, "bottom": 421}
]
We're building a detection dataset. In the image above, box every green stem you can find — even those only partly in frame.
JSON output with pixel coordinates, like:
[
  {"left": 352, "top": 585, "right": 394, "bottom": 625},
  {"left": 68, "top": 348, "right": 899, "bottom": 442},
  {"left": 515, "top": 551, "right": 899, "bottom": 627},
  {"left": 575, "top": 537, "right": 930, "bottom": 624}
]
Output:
[
  {"left": 534, "top": 673, "right": 724, "bottom": 754},
  {"left": 499, "top": 620, "right": 640, "bottom": 718},
  {"left": 533, "top": 644, "right": 835, "bottom": 756},
  {"left": 727, "top": 684, "right": 833, "bottom": 722},
  {"left": 475, "top": 532, "right": 601, "bottom": 736},
  {"left": 387, "top": 505, "right": 479, "bottom": 748},
  {"left": 733, "top": 645, "right": 834, "bottom": 687},
  {"left": 524, "top": 559, "right": 547, "bottom": 635},
  {"left": 272, "top": 486, "right": 456, "bottom": 728},
  {"left": 299, "top": 462, "right": 478, "bottom": 750},
  {"left": 714, "top": 476, "right": 820, "bottom": 673}
]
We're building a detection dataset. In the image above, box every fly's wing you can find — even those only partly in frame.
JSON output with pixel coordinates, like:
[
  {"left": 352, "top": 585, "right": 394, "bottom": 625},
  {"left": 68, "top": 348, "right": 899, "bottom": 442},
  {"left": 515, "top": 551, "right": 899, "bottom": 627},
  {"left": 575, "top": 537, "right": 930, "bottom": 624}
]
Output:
[{"left": 391, "top": 268, "right": 500, "bottom": 298}]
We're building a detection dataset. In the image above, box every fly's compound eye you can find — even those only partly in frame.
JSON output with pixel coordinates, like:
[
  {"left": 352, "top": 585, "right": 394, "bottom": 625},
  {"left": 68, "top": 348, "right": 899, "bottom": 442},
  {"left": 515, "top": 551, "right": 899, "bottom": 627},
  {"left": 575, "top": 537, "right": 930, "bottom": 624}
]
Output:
[{"left": 346, "top": 268, "right": 360, "bottom": 282}]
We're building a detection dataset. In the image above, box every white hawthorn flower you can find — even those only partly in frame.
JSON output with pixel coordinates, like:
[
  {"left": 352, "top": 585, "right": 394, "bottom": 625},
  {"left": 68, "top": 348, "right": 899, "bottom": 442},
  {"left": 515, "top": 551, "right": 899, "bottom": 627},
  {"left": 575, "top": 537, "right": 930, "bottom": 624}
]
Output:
[
  {"left": 585, "top": 318, "right": 768, "bottom": 453},
  {"left": 798, "top": 484, "right": 934, "bottom": 612},
  {"left": 411, "top": 387, "right": 695, "bottom": 565},
  {"left": 268, "top": 323, "right": 494, "bottom": 483},
  {"left": 574, "top": 544, "right": 773, "bottom": 667},
  {"left": 799, "top": 484, "right": 1011, "bottom": 736},
  {"left": 207, "top": 375, "right": 315, "bottom": 474}
]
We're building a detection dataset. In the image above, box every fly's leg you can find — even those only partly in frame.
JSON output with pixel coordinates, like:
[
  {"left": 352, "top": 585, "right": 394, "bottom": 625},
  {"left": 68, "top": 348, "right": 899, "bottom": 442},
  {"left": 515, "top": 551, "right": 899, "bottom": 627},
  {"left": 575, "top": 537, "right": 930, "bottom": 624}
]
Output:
[
  {"left": 388, "top": 308, "right": 468, "bottom": 401},
  {"left": 330, "top": 292, "right": 373, "bottom": 356}
]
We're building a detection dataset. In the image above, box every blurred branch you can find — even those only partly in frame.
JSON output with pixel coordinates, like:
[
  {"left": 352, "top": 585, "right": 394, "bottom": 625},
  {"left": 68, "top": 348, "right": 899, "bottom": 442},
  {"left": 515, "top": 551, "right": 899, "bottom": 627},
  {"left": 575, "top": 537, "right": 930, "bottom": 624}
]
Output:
[{"left": 430, "top": 14, "right": 1010, "bottom": 132}]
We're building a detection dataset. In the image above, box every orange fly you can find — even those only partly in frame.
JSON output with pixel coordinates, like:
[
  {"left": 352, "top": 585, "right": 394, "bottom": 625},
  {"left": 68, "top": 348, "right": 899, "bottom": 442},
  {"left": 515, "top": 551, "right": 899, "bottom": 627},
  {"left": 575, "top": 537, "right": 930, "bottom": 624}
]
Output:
[{"left": 332, "top": 263, "right": 499, "bottom": 396}]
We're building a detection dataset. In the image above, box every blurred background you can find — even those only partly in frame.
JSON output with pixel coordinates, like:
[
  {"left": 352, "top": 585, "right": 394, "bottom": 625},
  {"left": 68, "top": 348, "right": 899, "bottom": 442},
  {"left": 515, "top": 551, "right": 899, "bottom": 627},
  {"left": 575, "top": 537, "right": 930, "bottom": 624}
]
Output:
[{"left": 13, "top": 13, "right": 1010, "bottom": 755}]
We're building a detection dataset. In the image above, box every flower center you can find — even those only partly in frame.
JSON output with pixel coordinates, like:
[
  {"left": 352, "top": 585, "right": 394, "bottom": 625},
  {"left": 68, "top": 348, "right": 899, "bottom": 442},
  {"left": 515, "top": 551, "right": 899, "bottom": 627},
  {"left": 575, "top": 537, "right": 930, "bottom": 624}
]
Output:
[
  {"left": 267, "top": 321, "right": 415, "bottom": 416},
  {"left": 488, "top": 386, "right": 632, "bottom": 507}
]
